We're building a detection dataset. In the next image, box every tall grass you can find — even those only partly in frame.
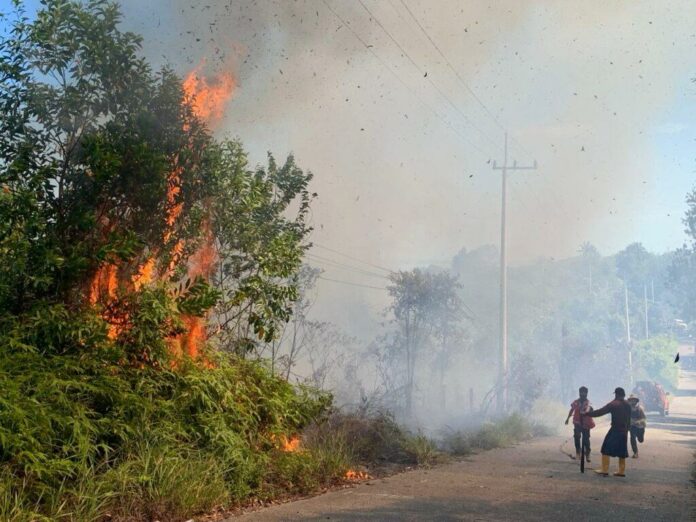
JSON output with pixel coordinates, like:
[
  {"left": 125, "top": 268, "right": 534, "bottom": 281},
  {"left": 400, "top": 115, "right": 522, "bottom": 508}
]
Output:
[{"left": 0, "top": 348, "right": 330, "bottom": 521}]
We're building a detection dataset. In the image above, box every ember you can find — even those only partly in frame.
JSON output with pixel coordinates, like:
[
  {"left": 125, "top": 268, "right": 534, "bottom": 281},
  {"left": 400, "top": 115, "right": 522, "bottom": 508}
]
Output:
[
  {"left": 345, "top": 470, "right": 370, "bottom": 480},
  {"left": 282, "top": 435, "right": 301, "bottom": 452}
]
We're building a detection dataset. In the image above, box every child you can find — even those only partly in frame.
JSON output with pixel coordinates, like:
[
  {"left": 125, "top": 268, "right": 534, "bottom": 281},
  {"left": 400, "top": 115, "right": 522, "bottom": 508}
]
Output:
[
  {"left": 627, "top": 395, "right": 646, "bottom": 458},
  {"left": 565, "top": 386, "right": 595, "bottom": 462}
]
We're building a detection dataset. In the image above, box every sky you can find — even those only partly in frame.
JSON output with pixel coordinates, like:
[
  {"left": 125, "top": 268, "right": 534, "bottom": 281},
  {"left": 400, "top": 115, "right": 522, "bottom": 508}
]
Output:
[{"left": 4, "top": 0, "right": 696, "bottom": 328}]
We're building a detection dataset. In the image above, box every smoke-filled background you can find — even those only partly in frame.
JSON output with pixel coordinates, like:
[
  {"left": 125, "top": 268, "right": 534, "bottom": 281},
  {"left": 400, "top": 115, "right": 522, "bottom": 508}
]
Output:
[{"left": 98, "top": 0, "right": 696, "bottom": 425}]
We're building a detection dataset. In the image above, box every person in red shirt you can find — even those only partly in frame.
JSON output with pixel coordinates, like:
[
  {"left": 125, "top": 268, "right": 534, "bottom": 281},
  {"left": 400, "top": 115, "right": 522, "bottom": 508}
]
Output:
[{"left": 565, "top": 386, "right": 595, "bottom": 462}]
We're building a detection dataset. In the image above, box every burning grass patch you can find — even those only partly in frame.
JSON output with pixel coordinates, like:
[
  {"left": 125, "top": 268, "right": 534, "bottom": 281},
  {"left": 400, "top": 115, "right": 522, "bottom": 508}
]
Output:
[{"left": 0, "top": 348, "right": 330, "bottom": 521}]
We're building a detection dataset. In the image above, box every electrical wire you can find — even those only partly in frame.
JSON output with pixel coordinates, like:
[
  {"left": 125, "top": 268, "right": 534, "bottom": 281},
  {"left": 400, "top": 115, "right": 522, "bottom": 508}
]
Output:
[
  {"left": 321, "top": 0, "right": 496, "bottom": 160},
  {"left": 312, "top": 242, "right": 395, "bottom": 273},
  {"left": 317, "top": 275, "right": 389, "bottom": 291},
  {"left": 357, "top": 0, "right": 501, "bottom": 153}
]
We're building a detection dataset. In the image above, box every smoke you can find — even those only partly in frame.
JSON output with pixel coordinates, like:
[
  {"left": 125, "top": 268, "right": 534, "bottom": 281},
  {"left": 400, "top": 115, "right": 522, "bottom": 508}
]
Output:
[{"left": 115, "top": 1, "right": 696, "bottom": 418}]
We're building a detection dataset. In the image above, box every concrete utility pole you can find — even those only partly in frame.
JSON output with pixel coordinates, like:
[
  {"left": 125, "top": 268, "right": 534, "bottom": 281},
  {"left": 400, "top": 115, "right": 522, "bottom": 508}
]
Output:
[
  {"left": 492, "top": 133, "right": 536, "bottom": 413},
  {"left": 644, "top": 283, "right": 649, "bottom": 340},
  {"left": 624, "top": 281, "right": 634, "bottom": 387}
]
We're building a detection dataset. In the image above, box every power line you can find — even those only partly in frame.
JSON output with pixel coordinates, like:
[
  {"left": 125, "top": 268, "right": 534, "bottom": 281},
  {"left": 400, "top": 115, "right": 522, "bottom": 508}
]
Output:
[
  {"left": 317, "top": 275, "right": 389, "bottom": 291},
  {"left": 357, "top": 0, "right": 500, "bottom": 153},
  {"left": 320, "top": 0, "right": 495, "bottom": 159},
  {"left": 306, "top": 253, "right": 391, "bottom": 280},
  {"left": 396, "top": 0, "right": 531, "bottom": 159},
  {"left": 312, "top": 242, "right": 394, "bottom": 274}
]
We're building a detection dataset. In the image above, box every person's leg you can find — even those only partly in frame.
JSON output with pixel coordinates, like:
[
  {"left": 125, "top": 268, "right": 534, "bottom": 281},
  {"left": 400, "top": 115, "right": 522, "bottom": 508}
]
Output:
[
  {"left": 573, "top": 425, "right": 581, "bottom": 458},
  {"left": 595, "top": 454, "right": 610, "bottom": 475},
  {"left": 583, "top": 428, "right": 591, "bottom": 462},
  {"left": 630, "top": 428, "right": 638, "bottom": 457},
  {"left": 614, "top": 457, "right": 626, "bottom": 477}
]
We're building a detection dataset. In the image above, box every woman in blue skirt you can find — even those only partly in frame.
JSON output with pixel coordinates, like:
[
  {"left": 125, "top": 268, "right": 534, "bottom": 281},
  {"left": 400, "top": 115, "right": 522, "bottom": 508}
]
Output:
[{"left": 586, "top": 387, "right": 632, "bottom": 477}]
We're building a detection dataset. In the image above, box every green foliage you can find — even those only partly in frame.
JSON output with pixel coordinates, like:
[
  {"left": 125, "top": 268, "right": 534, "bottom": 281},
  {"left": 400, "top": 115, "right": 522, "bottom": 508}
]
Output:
[
  {"left": 210, "top": 141, "right": 314, "bottom": 355},
  {"left": 444, "top": 414, "right": 535, "bottom": 453},
  {"left": 400, "top": 434, "right": 441, "bottom": 466},
  {"left": 632, "top": 335, "right": 679, "bottom": 391},
  {"left": 0, "top": 345, "right": 330, "bottom": 520}
]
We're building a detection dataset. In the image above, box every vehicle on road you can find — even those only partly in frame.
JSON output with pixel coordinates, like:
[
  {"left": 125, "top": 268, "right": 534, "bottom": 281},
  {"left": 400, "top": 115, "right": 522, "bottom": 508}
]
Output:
[{"left": 632, "top": 380, "right": 670, "bottom": 416}]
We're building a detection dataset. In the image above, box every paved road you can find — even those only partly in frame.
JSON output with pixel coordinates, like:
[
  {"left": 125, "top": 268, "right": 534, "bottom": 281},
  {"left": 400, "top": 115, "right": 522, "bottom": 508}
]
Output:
[{"left": 236, "top": 359, "right": 696, "bottom": 521}]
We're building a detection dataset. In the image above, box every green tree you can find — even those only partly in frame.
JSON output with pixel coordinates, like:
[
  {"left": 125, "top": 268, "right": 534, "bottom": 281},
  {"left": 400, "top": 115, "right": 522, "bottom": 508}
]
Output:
[
  {"left": 209, "top": 144, "right": 314, "bottom": 356},
  {"left": 385, "top": 269, "right": 464, "bottom": 417},
  {"left": 0, "top": 0, "right": 220, "bottom": 365}
]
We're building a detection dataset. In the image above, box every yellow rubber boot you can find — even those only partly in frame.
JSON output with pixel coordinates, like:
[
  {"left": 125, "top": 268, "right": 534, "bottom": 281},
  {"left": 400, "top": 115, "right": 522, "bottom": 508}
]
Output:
[
  {"left": 614, "top": 458, "right": 626, "bottom": 477},
  {"left": 594, "top": 455, "right": 609, "bottom": 476}
]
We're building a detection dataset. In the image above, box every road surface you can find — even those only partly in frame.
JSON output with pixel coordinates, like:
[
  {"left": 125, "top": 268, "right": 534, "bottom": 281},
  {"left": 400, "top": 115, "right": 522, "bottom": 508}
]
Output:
[{"left": 235, "top": 358, "right": 696, "bottom": 521}]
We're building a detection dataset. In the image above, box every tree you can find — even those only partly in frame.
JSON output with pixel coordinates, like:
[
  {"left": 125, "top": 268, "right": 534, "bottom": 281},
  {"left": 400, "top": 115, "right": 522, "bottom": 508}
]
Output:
[
  {"left": 209, "top": 145, "right": 314, "bottom": 356},
  {"left": 384, "top": 269, "right": 464, "bottom": 417},
  {"left": 0, "top": 0, "right": 219, "bottom": 365}
]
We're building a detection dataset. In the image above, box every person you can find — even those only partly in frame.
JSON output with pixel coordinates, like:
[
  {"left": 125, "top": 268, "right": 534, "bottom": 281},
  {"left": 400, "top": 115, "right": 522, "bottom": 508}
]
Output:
[
  {"left": 586, "top": 387, "right": 631, "bottom": 477},
  {"left": 565, "top": 386, "right": 595, "bottom": 462},
  {"left": 628, "top": 394, "right": 646, "bottom": 458}
]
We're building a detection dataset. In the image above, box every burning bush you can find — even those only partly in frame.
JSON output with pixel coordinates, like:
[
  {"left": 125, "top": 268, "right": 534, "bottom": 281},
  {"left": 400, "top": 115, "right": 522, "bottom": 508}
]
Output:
[{"left": 0, "top": 1, "right": 316, "bottom": 520}]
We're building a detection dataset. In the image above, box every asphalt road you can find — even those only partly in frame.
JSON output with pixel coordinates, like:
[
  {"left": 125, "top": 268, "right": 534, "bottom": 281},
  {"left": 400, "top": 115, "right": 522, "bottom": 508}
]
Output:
[{"left": 235, "top": 357, "right": 696, "bottom": 521}]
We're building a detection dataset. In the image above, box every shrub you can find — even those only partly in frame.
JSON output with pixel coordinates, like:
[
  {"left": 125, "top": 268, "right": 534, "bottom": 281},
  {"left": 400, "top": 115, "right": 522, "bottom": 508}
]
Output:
[
  {"left": 441, "top": 413, "right": 543, "bottom": 454},
  {"left": 0, "top": 347, "right": 330, "bottom": 520},
  {"left": 633, "top": 336, "right": 679, "bottom": 391}
]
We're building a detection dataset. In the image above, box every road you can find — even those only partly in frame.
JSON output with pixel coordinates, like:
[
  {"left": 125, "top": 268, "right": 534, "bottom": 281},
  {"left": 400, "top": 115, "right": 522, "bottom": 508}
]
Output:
[{"left": 235, "top": 358, "right": 696, "bottom": 521}]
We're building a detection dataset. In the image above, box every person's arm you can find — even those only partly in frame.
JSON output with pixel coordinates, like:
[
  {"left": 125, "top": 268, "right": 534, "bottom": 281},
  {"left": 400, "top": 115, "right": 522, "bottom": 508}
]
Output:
[
  {"left": 586, "top": 401, "right": 612, "bottom": 418},
  {"left": 565, "top": 407, "right": 574, "bottom": 424}
]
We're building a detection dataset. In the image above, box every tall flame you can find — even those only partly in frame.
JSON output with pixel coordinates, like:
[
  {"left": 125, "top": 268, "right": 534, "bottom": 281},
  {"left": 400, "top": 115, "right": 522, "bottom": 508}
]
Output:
[
  {"left": 89, "top": 60, "right": 234, "bottom": 364},
  {"left": 183, "top": 62, "right": 236, "bottom": 130}
]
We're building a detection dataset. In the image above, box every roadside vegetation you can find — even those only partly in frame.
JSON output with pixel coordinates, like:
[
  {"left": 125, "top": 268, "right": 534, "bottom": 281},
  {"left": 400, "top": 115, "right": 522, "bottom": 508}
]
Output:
[{"left": 0, "top": 1, "right": 694, "bottom": 521}]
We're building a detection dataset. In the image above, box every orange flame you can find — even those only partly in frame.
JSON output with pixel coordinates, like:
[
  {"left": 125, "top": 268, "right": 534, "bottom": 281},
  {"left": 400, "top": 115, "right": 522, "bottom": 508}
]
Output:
[
  {"left": 132, "top": 258, "right": 155, "bottom": 291},
  {"left": 88, "top": 61, "right": 234, "bottom": 364},
  {"left": 281, "top": 435, "right": 301, "bottom": 453},
  {"left": 89, "top": 263, "right": 118, "bottom": 305},
  {"left": 183, "top": 62, "right": 235, "bottom": 128},
  {"left": 345, "top": 470, "right": 370, "bottom": 481}
]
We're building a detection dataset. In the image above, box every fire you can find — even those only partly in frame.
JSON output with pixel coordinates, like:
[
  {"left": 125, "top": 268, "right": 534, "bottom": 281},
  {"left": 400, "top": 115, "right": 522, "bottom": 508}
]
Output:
[
  {"left": 281, "top": 435, "right": 301, "bottom": 452},
  {"left": 132, "top": 258, "right": 155, "bottom": 291},
  {"left": 89, "top": 263, "right": 118, "bottom": 304},
  {"left": 88, "top": 60, "right": 234, "bottom": 364},
  {"left": 345, "top": 470, "right": 370, "bottom": 481},
  {"left": 182, "top": 62, "right": 235, "bottom": 128}
]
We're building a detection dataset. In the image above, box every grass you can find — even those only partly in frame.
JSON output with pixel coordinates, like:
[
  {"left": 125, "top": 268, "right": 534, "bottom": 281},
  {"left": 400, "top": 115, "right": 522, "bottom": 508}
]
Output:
[
  {"left": 0, "top": 347, "right": 331, "bottom": 521},
  {"left": 441, "top": 412, "right": 558, "bottom": 457},
  {"left": 0, "top": 340, "right": 562, "bottom": 522}
]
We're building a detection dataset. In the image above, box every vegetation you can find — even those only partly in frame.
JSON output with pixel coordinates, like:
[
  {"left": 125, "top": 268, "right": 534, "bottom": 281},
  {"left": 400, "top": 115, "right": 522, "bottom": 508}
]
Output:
[
  {"left": 441, "top": 413, "right": 555, "bottom": 456},
  {"left": 0, "top": 1, "right": 321, "bottom": 520},
  {"left": 633, "top": 335, "right": 679, "bottom": 391}
]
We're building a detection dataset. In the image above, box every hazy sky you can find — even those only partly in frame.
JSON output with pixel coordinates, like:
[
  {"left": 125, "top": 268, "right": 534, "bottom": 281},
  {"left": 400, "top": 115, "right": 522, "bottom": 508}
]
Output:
[{"left": 7, "top": 1, "right": 696, "bottom": 324}]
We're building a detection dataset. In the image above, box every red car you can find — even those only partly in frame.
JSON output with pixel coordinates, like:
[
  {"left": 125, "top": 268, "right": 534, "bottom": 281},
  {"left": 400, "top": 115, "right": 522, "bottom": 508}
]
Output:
[{"left": 632, "top": 381, "right": 670, "bottom": 416}]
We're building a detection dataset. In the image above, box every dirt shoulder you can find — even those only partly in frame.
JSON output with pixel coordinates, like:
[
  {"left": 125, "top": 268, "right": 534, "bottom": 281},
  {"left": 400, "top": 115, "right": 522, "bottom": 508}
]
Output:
[{"left": 231, "top": 365, "right": 696, "bottom": 521}]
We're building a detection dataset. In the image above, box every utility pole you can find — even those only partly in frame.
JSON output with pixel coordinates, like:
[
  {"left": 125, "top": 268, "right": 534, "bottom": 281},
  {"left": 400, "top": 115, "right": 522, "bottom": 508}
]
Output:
[
  {"left": 624, "top": 281, "right": 634, "bottom": 387},
  {"left": 492, "top": 133, "right": 536, "bottom": 413},
  {"left": 644, "top": 283, "right": 649, "bottom": 340},
  {"left": 651, "top": 279, "right": 655, "bottom": 304}
]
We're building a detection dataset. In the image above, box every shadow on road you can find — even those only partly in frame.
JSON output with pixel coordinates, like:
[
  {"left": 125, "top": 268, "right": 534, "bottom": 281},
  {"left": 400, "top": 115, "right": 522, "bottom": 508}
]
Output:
[{"left": 299, "top": 495, "right": 680, "bottom": 522}]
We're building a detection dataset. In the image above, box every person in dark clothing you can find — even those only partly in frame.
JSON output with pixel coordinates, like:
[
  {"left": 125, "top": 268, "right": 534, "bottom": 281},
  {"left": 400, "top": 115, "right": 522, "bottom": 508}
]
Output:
[
  {"left": 586, "top": 387, "right": 632, "bottom": 477},
  {"left": 628, "top": 395, "right": 646, "bottom": 458},
  {"left": 565, "top": 386, "right": 595, "bottom": 462}
]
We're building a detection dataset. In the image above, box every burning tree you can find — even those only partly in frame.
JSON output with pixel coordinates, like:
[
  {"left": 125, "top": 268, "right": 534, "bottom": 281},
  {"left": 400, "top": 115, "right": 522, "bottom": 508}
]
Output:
[
  {"left": 0, "top": 0, "right": 313, "bottom": 365},
  {"left": 0, "top": 2, "right": 325, "bottom": 519}
]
